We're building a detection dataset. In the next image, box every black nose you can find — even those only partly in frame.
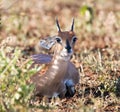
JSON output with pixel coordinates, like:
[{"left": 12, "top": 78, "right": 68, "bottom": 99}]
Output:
[{"left": 65, "top": 39, "right": 71, "bottom": 53}]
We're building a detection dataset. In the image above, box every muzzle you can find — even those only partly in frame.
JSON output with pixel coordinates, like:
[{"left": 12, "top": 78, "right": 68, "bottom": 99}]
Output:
[{"left": 65, "top": 39, "right": 72, "bottom": 53}]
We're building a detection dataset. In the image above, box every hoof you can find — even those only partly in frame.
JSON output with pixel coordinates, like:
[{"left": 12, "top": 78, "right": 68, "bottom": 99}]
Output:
[{"left": 65, "top": 86, "right": 76, "bottom": 97}]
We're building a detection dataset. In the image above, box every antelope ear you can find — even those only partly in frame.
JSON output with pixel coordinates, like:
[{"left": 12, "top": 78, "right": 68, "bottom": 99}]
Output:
[
  {"left": 70, "top": 18, "right": 74, "bottom": 31},
  {"left": 39, "top": 36, "right": 56, "bottom": 50},
  {"left": 40, "top": 35, "right": 61, "bottom": 50},
  {"left": 32, "top": 54, "right": 52, "bottom": 64}
]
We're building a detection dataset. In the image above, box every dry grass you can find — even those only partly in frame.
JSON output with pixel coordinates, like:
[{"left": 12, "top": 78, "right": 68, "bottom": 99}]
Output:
[{"left": 0, "top": 0, "right": 120, "bottom": 111}]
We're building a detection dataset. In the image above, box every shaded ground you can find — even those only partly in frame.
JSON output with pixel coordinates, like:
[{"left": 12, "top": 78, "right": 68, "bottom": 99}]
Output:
[{"left": 0, "top": 0, "right": 120, "bottom": 111}]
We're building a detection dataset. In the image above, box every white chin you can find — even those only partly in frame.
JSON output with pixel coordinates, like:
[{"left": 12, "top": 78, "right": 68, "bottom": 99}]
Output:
[
  {"left": 60, "top": 53, "right": 72, "bottom": 61},
  {"left": 60, "top": 49, "right": 73, "bottom": 61}
]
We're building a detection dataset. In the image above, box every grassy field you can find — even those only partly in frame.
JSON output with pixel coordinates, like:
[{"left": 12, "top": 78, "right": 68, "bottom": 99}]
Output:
[{"left": 0, "top": 0, "right": 120, "bottom": 111}]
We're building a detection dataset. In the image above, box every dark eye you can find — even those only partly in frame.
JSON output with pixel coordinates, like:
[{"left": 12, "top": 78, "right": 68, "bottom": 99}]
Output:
[
  {"left": 72, "top": 36, "right": 77, "bottom": 43},
  {"left": 56, "top": 37, "right": 62, "bottom": 43}
]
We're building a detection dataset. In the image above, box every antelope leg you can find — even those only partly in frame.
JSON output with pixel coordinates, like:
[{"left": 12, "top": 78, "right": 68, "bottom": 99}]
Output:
[
  {"left": 65, "top": 85, "right": 75, "bottom": 97},
  {"left": 65, "top": 80, "right": 76, "bottom": 97},
  {"left": 58, "top": 84, "right": 67, "bottom": 98}
]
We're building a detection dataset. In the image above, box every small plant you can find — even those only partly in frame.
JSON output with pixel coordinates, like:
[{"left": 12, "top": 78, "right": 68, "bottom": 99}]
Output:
[
  {"left": 0, "top": 45, "right": 38, "bottom": 112},
  {"left": 80, "top": 5, "right": 94, "bottom": 24},
  {"left": 115, "top": 77, "right": 120, "bottom": 97}
]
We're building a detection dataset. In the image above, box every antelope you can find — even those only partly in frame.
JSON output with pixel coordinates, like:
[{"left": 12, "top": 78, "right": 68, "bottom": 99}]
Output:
[{"left": 29, "top": 19, "right": 80, "bottom": 98}]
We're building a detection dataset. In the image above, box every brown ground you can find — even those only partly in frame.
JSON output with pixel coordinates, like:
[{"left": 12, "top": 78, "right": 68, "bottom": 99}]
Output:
[{"left": 0, "top": 0, "right": 120, "bottom": 111}]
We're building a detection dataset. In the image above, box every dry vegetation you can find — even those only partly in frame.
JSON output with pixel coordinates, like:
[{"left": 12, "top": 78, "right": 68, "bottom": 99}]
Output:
[{"left": 0, "top": 0, "right": 120, "bottom": 112}]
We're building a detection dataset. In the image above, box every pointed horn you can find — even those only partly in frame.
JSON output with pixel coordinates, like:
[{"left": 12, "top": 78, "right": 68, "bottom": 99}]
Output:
[
  {"left": 71, "top": 18, "right": 74, "bottom": 31},
  {"left": 56, "top": 18, "right": 61, "bottom": 32}
]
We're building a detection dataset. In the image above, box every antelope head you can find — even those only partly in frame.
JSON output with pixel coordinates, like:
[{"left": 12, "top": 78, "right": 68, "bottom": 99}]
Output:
[
  {"left": 52, "top": 18, "right": 77, "bottom": 61},
  {"left": 39, "top": 19, "right": 77, "bottom": 62}
]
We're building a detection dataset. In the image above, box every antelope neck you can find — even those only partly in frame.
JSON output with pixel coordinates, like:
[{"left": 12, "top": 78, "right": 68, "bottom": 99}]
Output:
[
  {"left": 53, "top": 55, "right": 70, "bottom": 62},
  {"left": 44, "top": 55, "right": 68, "bottom": 82},
  {"left": 50, "top": 55, "right": 69, "bottom": 70}
]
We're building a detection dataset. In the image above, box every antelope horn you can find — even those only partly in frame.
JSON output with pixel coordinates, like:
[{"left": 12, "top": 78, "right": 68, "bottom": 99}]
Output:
[
  {"left": 56, "top": 18, "right": 61, "bottom": 32},
  {"left": 71, "top": 18, "right": 74, "bottom": 31}
]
